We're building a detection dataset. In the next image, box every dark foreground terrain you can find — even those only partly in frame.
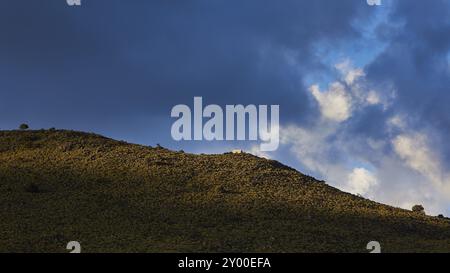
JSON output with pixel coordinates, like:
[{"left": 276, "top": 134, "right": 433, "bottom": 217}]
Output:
[{"left": 0, "top": 130, "right": 449, "bottom": 253}]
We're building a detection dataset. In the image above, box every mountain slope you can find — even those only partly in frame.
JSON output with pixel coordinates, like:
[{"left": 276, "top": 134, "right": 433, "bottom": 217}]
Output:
[{"left": 0, "top": 130, "right": 449, "bottom": 253}]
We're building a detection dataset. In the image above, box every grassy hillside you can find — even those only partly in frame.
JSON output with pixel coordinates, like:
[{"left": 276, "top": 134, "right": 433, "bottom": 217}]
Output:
[{"left": 0, "top": 129, "right": 449, "bottom": 253}]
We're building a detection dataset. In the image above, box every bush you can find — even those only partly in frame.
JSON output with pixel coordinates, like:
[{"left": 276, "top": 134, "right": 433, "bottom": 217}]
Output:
[
  {"left": 412, "top": 205, "right": 425, "bottom": 215},
  {"left": 19, "top": 123, "right": 29, "bottom": 130},
  {"left": 438, "top": 214, "right": 445, "bottom": 219}
]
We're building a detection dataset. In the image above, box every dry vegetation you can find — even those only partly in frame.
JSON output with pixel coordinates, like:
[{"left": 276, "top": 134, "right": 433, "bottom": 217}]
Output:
[{"left": 0, "top": 129, "right": 449, "bottom": 253}]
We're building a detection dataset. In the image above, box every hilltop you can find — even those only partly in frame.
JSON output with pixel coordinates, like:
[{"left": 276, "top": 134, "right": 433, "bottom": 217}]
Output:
[{"left": 0, "top": 129, "right": 449, "bottom": 252}]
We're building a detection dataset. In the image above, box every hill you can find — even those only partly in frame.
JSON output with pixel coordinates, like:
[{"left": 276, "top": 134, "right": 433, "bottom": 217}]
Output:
[{"left": 0, "top": 129, "right": 449, "bottom": 253}]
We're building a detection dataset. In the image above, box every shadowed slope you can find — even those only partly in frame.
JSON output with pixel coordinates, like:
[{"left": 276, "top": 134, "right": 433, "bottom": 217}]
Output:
[{"left": 0, "top": 130, "right": 449, "bottom": 252}]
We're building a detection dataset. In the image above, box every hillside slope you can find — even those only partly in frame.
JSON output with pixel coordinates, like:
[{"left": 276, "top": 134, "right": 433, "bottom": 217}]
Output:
[{"left": 0, "top": 130, "right": 449, "bottom": 253}]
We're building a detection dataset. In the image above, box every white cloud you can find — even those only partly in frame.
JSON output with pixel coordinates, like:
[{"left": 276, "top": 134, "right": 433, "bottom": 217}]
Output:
[
  {"left": 283, "top": 59, "right": 450, "bottom": 215},
  {"left": 366, "top": 90, "right": 381, "bottom": 105},
  {"left": 373, "top": 154, "right": 448, "bottom": 215},
  {"left": 310, "top": 83, "right": 352, "bottom": 122},
  {"left": 392, "top": 133, "right": 447, "bottom": 191},
  {"left": 344, "top": 168, "right": 378, "bottom": 196},
  {"left": 335, "top": 60, "right": 365, "bottom": 85},
  {"left": 387, "top": 115, "right": 407, "bottom": 131},
  {"left": 249, "top": 145, "right": 271, "bottom": 159},
  {"left": 309, "top": 61, "right": 388, "bottom": 123},
  {"left": 282, "top": 122, "right": 450, "bottom": 214},
  {"left": 282, "top": 122, "right": 380, "bottom": 197},
  {"left": 280, "top": 119, "right": 450, "bottom": 215},
  {"left": 282, "top": 123, "right": 338, "bottom": 174}
]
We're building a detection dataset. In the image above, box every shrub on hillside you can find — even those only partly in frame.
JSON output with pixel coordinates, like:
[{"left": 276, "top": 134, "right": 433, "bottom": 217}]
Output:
[
  {"left": 19, "top": 123, "right": 29, "bottom": 130},
  {"left": 412, "top": 205, "right": 425, "bottom": 215}
]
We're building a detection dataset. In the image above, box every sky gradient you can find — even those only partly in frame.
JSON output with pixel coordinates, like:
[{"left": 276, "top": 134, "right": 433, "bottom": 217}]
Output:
[{"left": 2, "top": 0, "right": 450, "bottom": 215}]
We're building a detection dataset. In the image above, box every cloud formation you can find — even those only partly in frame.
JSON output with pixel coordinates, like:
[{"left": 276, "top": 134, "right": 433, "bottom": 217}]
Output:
[
  {"left": 310, "top": 83, "right": 352, "bottom": 122},
  {"left": 282, "top": 57, "right": 450, "bottom": 215},
  {"left": 346, "top": 168, "right": 378, "bottom": 197}
]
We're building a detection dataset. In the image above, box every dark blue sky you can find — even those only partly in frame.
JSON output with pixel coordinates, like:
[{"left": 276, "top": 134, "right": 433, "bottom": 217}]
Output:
[{"left": 2, "top": 0, "right": 450, "bottom": 214}]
